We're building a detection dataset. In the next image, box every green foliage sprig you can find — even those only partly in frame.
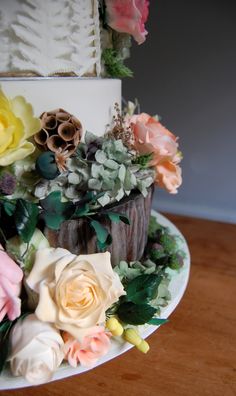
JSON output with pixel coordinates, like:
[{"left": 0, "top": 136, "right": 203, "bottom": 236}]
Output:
[
  {"left": 147, "top": 216, "right": 185, "bottom": 270},
  {"left": 102, "top": 48, "right": 133, "bottom": 78},
  {"left": 116, "top": 273, "right": 163, "bottom": 325}
]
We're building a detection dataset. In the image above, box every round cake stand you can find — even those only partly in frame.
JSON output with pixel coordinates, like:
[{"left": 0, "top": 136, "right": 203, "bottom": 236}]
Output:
[{"left": 1, "top": 211, "right": 190, "bottom": 390}]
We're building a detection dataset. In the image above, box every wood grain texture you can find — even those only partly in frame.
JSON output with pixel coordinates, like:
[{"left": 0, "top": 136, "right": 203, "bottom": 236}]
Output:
[
  {"left": 2, "top": 214, "right": 236, "bottom": 396},
  {"left": 46, "top": 188, "right": 153, "bottom": 267}
]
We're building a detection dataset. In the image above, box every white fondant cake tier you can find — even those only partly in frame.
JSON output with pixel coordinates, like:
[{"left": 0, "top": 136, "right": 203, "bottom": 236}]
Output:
[{"left": 0, "top": 77, "right": 121, "bottom": 137}]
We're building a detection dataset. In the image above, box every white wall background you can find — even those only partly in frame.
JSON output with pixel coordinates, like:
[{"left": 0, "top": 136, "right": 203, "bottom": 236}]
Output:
[{"left": 123, "top": 0, "right": 236, "bottom": 223}]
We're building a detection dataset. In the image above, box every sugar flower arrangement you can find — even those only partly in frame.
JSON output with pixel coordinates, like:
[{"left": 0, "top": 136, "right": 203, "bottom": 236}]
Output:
[
  {"left": 0, "top": 87, "right": 183, "bottom": 385},
  {"left": 100, "top": 0, "right": 150, "bottom": 77}
]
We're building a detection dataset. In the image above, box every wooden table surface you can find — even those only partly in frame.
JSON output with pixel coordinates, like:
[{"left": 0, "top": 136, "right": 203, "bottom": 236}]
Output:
[{"left": 1, "top": 214, "right": 236, "bottom": 396}]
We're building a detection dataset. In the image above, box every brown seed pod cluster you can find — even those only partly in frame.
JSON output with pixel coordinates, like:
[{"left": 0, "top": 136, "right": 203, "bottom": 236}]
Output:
[
  {"left": 106, "top": 103, "right": 135, "bottom": 149},
  {"left": 34, "top": 108, "right": 82, "bottom": 156}
]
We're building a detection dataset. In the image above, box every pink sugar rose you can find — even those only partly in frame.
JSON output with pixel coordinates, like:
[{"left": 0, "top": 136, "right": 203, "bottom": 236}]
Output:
[
  {"left": 129, "top": 113, "right": 182, "bottom": 193},
  {"left": 63, "top": 327, "right": 111, "bottom": 368},
  {"left": 106, "top": 0, "right": 149, "bottom": 44},
  {"left": 0, "top": 245, "right": 23, "bottom": 322}
]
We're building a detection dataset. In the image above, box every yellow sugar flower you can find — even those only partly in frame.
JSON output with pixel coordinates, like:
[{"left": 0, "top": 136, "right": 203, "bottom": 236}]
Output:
[{"left": 0, "top": 89, "right": 40, "bottom": 166}]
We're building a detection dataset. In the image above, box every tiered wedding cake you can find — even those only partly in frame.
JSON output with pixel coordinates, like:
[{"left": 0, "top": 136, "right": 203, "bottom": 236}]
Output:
[{"left": 0, "top": 0, "right": 184, "bottom": 387}]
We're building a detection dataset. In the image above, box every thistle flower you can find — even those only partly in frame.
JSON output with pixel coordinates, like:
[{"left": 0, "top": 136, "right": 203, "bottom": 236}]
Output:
[{"left": 0, "top": 172, "right": 16, "bottom": 195}]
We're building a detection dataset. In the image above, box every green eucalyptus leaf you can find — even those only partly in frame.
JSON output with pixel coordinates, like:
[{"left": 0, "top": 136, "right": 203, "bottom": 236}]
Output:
[
  {"left": 104, "top": 159, "right": 119, "bottom": 170},
  {"left": 88, "top": 178, "right": 103, "bottom": 191},
  {"left": 97, "top": 234, "right": 112, "bottom": 251},
  {"left": 115, "top": 188, "right": 124, "bottom": 201},
  {"left": 90, "top": 220, "right": 109, "bottom": 244},
  {"left": 148, "top": 318, "right": 168, "bottom": 326},
  {"left": 14, "top": 199, "right": 39, "bottom": 243},
  {"left": 90, "top": 220, "right": 112, "bottom": 250},
  {"left": 106, "top": 212, "right": 130, "bottom": 225},
  {"left": 68, "top": 172, "right": 81, "bottom": 185},
  {"left": 101, "top": 178, "right": 115, "bottom": 191},
  {"left": 118, "top": 165, "right": 126, "bottom": 182},
  {"left": 125, "top": 274, "right": 162, "bottom": 304},
  {"left": 40, "top": 191, "right": 75, "bottom": 230},
  {"left": 91, "top": 163, "right": 103, "bottom": 178},
  {"left": 117, "top": 302, "right": 157, "bottom": 325},
  {"left": 73, "top": 203, "right": 90, "bottom": 218},
  {"left": 3, "top": 200, "right": 16, "bottom": 216},
  {"left": 95, "top": 150, "right": 107, "bottom": 164},
  {"left": 97, "top": 193, "right": 111, "bottom": 207}
]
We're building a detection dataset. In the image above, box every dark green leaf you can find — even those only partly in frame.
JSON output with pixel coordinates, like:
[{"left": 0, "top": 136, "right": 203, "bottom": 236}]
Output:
[
  {"left": 3, "top": 200, "right": 16, "bottom": 216},
  {"left": 73, "top": 203, "right": 90, "bottom": 217},
  {"left": 125, "top": 274, "right": 162, "bottom": 304},
  {"left": 106, "top": 212, "right": 130, "bottom": 225},
  {"left": 40, "top": 191, "right": 75, "bottom": 230},
  {"left": 117, "top": 302, "right": 157, "bottom": 325},
  {"left": 90, "top": 220, "right": 108, "bottom": 244},
  {"left": 14, "top": 199, "right": 39, "bottom": 242},
  {"left": 148, "top": 318, "right": 168, "bottom": 326},
  {"left": 97, "top": 233, "right": 112, "bottom": 251},
  {"left": 90, "top": 220, "right": 112, "bottom": 250},
  {"left": 0, "top": 335, "right": 10, "bottom": 373},
  {"left": 0, "top": 320, "right": 12, "bottom": 333},
  {"left": 0, "top": 320, "right": 13, "bottom": 374},
  {"left": 90, "top": 220, "right": 109, "bottom": 243}
]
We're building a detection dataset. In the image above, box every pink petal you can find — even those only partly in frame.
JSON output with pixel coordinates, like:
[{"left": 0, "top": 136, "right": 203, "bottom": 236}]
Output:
[{"left": 0, "top": 244, "right": 23, "bottom": 283}]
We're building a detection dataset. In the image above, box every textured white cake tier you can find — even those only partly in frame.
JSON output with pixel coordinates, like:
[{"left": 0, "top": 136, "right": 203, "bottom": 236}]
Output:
[
  {"left": 0, "top": 78, "right": 121, "bottom": 137},
  {"left": 0, "top": 0, "right": 102, "bottom": 76}
]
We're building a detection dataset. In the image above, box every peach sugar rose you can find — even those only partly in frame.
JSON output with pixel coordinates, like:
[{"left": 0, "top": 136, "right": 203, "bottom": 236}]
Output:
[
  {"left": 27, "top": 249, "right": 125, "bottom": 341},
  {"left": 129, "top": 113, "right": 182, "bottom": 194},
  {"left": 63, "top": 326, "right": 111, "bottom": 368}
]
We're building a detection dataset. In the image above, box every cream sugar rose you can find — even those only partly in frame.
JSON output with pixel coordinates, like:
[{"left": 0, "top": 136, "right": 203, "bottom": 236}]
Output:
[
  {"left": 26, "top": 250, "right": 125, "bottom": 341},
  {"left": 8, "top": 314, "right": 64, "bottom": 385}
]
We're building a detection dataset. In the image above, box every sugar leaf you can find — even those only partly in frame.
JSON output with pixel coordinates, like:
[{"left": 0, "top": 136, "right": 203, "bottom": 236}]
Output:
[
  {"left": 125, "top": 274, "right": 162, "bottom": 304},
  {"left": 117, "top": 302, "right": 156, "bottom": 325},
  {"left": 40, "top": 191, "right": 74, "bottom": 230},
  {"left": 14, "top": 199, "right": 39, "bottom": 243}
]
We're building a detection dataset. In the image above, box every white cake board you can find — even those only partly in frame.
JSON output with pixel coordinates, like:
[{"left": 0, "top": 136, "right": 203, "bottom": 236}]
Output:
[{"left": 0, "top": 211, "right": 190, "bottom": 390}]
